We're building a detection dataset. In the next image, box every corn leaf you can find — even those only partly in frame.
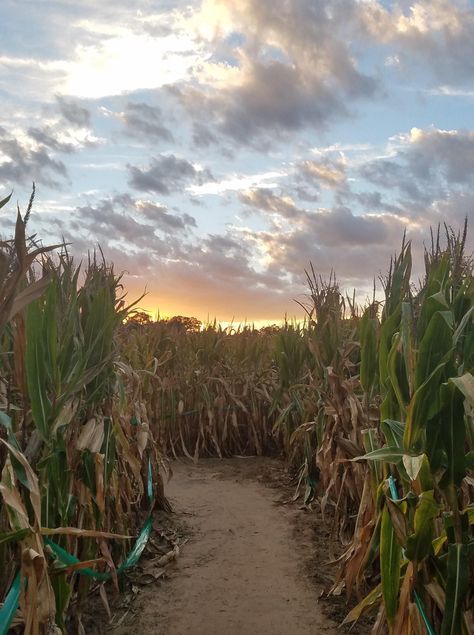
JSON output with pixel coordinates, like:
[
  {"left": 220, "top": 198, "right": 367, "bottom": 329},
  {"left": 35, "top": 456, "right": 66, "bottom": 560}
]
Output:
[
  {"left": 380, "top": 505, "right": 401, "bottom": 624},
  {"left": 441, "top": 543, "right": 471, "bottom": 635}
]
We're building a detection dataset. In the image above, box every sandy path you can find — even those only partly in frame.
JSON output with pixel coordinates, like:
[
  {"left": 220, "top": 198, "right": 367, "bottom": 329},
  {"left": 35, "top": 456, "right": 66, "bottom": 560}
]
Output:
[{"left": 112, "top": 458, "right": 338, "bottom": 635}]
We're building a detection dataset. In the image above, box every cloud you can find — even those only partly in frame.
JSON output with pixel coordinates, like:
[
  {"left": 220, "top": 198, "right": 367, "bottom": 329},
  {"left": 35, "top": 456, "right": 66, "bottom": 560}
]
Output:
[
  {"left": 252, "top": 207, "right": 419, "bottom": 288},
  {"left": 2, "top": 1, "right": 473, "bottom": 323},
  {"left": 238, "top": 159, "right": 347, "bottom": 211},
  {"left": 128, "top": 154, "right": 213, "bottom": 195},
  {"left": 0, "top": 93, "right": 103, "bottom": 190},
  {"left": 56, "top": 96, "right": 91, "bottom": 128},
  {"left": 136, "top": 200, "right": 197, "bottom": 232},
  {"left": 191, "top": 122, "right": 219, "bottom": 148},
  {"left": 0, "top": 54, "right": 68, "bottom": 99},
  {"left": 60, "top": 30, "right": 202, "bottom": 99},
  {"left": 296, "top": 156, "right": 347, "bottom": 188},
  {"left": 359, "top": 127, "right": 474, "bottom": 206},
  {"left": 0, "top": 3, "right": 203, "bottom": 101},
  {"left": 175, "top": 0, "right": 378, "bottom": 146},
  {"left": 188, "top": 169, "right": 283, "bottom": 196},
  {"left": 0, "top": 126, "right": 68, "bottom": 188},
  {"left": 73, "top": 193, "right": 196, "bottom": 242},
  {"left": 405, "top": 127, "right": 474, "bottom": 184},
  {"left": 27, "top": 126, "right": 76, "bottom": 154},
  {"left": 238, "top": 187, "right": 428, "bottom": 291},
  {"left": 427, "top": 192, "right": 474, "bottom": 242},
  {"left": 119, "top": 102, "right": 174, "bottom": 142},
  {"left": 32, "top": 192, "right": 298, "bottom": 321},
  {"left": 240, "top": 188, "right": 302, "bottom": 219},
  {"left": 358, "top": 0, "right": 474, "bottom": 86}
]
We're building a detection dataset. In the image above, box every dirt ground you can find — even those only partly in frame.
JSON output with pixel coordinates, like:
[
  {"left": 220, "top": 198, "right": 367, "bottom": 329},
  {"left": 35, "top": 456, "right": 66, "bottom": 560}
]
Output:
[
  {"left": 88, "top": 457, "right": 361, "bottom": 634},
  {"left": 110, "top": 457, "right": 339, "bottom": 634}
]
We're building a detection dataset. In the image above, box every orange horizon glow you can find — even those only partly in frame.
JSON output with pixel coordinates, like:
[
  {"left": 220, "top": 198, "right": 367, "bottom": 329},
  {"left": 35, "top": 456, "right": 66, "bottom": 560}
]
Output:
[{"left": 131, "top": 295, "right": 306, "bottom": 329}]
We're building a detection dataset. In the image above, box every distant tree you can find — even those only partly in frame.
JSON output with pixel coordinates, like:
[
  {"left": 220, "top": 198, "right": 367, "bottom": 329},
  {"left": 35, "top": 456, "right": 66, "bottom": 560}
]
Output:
[
  {"left": 126, "top": 310, "right": 153, "bottom": 325},
  {"left": 259, "top": 324, "right": 281, "bottom": 335},
  {"left": 166, "top": 315, "right": 202, "bottom": 332}
]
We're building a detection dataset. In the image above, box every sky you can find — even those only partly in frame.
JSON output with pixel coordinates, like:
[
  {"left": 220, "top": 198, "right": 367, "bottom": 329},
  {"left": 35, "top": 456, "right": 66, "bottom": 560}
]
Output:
[{"left": 0, "top": 0, "right": 473, "bottom": 324}]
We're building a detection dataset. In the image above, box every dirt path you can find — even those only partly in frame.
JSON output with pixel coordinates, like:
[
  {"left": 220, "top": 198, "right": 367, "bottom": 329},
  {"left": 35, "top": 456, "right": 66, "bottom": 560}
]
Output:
[{"left": 111, "top": 458, "right": 339, "bottom": 635}]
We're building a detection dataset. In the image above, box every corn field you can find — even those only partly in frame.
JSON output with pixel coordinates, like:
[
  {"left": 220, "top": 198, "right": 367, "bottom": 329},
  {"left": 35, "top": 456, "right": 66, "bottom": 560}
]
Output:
[
  {"left": 0, "top": 197, "right": 168, "bottom": 633},
  {"left": 0, "top": 193, "right": 473, "bottom": 634}
]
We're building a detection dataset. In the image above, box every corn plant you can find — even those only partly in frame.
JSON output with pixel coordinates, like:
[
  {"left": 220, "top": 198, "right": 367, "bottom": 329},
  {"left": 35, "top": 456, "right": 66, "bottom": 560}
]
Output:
[
  {"left": 343, "top": 225, "right": 474, "bottom": 633},
  {"left": 0, "top": 197, "right": 168, "bottom": 633}
]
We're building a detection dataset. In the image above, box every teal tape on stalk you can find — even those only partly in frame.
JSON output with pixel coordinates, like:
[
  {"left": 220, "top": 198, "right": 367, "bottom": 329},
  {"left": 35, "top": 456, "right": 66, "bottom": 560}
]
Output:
[
  {"left": 44, "top": 538, "right": 110, "bottom": 580},
  {"left": 388, "top": 474, "right": 398, "bottom": 500},
  {"left": 414, "top": 588, "right": 436, "bottom": 635},
  {"left": 0, "top": 572, "right": 21, "bottom": 635},
  {"left": 147, "top": 456, "right": 154, "bottom": 506},
  {"left": 387, "top": 475, "right": 436, "bottom": 635},
  {"left": 44, "top": 516, "right": 153, "bottom": 578},
  {"left": 45, "top": 457, "right": 155, "bottom": 579},
  {"left": 115, "top": 516, "right": 153, "bottom": 572},
  {"left": 1, "top": 457, "right": 156, "bottom": 633}
]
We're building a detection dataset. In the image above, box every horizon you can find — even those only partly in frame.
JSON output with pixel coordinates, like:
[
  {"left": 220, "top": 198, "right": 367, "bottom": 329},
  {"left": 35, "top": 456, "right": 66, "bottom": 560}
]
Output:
[{"left": 1, "top": 0, "right": 473, "bottom": 323}]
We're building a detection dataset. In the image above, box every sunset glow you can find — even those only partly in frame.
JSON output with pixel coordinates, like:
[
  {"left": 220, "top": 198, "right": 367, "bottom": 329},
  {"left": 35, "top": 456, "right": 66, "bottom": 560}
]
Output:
[{"left": 1, "top": 0, "right": 473, "bottom": 323}]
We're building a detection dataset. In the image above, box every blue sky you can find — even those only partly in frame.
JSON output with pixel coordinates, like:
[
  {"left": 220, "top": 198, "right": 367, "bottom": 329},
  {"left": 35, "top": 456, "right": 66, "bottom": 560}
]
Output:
[{"left": 1, "top": 0, "right": 473, "bottom": 323}]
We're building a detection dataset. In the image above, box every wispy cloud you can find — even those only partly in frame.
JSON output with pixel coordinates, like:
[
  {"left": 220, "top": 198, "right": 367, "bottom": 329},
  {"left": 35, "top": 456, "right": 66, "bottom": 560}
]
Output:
[{"left": 188, "top": 170, "right": 285, "bottom": 196}]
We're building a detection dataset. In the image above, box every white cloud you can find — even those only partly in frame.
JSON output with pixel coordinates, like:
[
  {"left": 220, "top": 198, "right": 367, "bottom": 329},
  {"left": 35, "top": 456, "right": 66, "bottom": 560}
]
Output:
[
  {"left": 427, "top": 86, "right": 474, "bottom": 97},
  {"left": 187, "top": 170, "right": 286, "bottom": 196}
]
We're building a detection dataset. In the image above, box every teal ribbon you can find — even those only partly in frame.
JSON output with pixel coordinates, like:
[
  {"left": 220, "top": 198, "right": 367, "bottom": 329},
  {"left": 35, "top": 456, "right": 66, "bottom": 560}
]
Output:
[
  {"left": 0, "top": 457, "right": 155, "bottom": 632},
  {"left": 0, "top": 572, "right": 21, "bottom": 635},
  {"left": 387, "top": 475, "right": 436, "bottom": 635}
]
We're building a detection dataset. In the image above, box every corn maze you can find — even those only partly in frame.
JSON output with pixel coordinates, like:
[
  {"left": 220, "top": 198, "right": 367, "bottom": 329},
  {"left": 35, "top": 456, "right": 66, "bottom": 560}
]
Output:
[{"left": 0, "top": 195, "right": 473, "bottom": 633}]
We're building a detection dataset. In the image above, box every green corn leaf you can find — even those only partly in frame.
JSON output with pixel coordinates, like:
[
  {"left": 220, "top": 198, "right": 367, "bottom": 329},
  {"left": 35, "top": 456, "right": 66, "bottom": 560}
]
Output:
[
  {"left": 405, "top": 490, "right": 439, "bottom": 562},
  {"left": 441, "top": 543, "right": 471, "bottom": 635},
  {"left": 381, "top": 418, "right": 405, "bottom": 448},
  {"left": 453, "top": 305, "right": 474, "bottom": 347},
  {"left": 380, "top": 505, "right": 401, "bottom": 624},
  {"left": 417, "top": 256, "right": 450, "bottom": 335},
  {"left": 404, "top": 360, "right": 449, "bottom": 454},
  {"left": 360, "top": 309, "right": 378, "bottom": 394},
  {"left": 379, "top": 309, "right": 401, "bottom": 390},
  {"left": 353, "top": 446, "right": 406, "bottom": 462},
  {"left": 44, "top": 282, "right": 58, "bottom": 390},
  {"left": 387, "top": 332, "right": 409, "bottom": 415},
  {"left": 438, "top": 382, "right": 466, "bottom": 489},
  {"left": 0, "top": 191, "right": 12, "bottom": 208},
  {"left": 51, "top": 573, "right": 72, "bottom": 631},
  {"left": 415, "top": 310, "right": 453, "bottom": 390},
  {"left": 400, "top": 301, "right": 415, "bottom": 397},
  {"left": 0, "top": 412, "right": 21, "bottom": 451},
  {"left": 25, "top": 299, "right": 52, "bottom": 441},
  {"left": 0, "top": 527, "right": 31, "bottom": 546},
  {"left": 362, "top": 428, "right": 383, "bottom": 484}
]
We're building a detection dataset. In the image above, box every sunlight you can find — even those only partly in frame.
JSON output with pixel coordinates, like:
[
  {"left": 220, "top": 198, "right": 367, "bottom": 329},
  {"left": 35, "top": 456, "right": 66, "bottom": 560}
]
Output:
[{"left": 61, "top": 31, "right": 205, "bottom": 98}]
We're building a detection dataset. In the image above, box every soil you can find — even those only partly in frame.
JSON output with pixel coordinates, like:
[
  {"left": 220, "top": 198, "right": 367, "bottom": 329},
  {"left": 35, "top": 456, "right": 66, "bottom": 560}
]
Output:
[{"left": 87, "top": 457, "right": 366, "bottom": 635}]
